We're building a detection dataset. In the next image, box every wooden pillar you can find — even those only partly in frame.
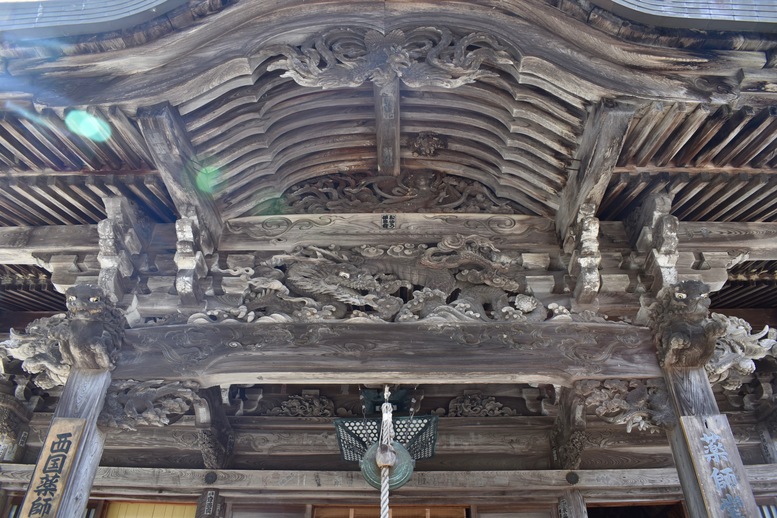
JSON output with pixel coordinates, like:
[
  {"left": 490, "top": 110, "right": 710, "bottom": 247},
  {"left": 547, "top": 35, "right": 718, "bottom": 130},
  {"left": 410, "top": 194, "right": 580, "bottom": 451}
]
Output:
[
  {"left": 19, "top": 369, "right": 110, "bottom": 518},
  {"left": 557, "top": 489, "right": 588, "bottom": 518},
  {"left": 0, "top": 377, "right": 32, "bottom": 463},
  {"left": 551, "top": 387, "right": 586, "bottom": 470},
  {"left": 757, "top": 403, "right": 777, "bottom": 464},
  {"left": 663, "top": 368, "right": 760, "bottom": 517}
]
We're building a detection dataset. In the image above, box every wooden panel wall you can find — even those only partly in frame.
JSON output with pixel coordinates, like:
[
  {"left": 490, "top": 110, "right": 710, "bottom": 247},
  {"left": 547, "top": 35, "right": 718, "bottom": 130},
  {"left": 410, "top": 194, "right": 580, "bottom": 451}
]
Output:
[{"left": 106, "top": 502, "right": 196, "bottom": 518}]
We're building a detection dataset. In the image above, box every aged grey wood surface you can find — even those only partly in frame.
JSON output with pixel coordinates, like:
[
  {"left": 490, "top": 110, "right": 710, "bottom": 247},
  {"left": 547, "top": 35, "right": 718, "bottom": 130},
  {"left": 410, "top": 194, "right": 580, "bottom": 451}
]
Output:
[
  {"left": 556, "top": 101, "right": 637, "bottom": 241},
  {"left": 8, "top": 1, "right": 756, "bottom": 107},
  {"left": 116, "top": 322, "right": 661, "bottom": 386},
  {"left": 2, "top": 464, "right": 777, "bottom": 504},
  {"left": 558, "top": 490, "right": 588, "bottom": 518},
  {"left": 20, "top": 369, "right": 110, "bottom": 518},
  {"left": 221, "top": 214, "right": 560, "bottom": 252},
  {"left": 138, "top": 102, "right": 222, "bottom": 255},
  {"left": 0, "top": 225, "right": 99, "bottom": 264},
  {"left": 2, "top": 220, "right": 777, "bottom": 265},
  {"left": 676, "top": 415, "right": 760, "bottom": 518},
  {"left": 664, "top": 368, "right": 760, "bottom": 517},
  {"left": 20, "top": 412, "right": 765, "bottom": 472}
]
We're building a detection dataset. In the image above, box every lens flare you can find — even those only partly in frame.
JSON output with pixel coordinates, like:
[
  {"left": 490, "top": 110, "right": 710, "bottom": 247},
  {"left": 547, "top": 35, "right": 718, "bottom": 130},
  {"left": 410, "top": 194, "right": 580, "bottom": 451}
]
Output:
[
  {"left": 65, "top": 110, "right": 111, "bottom": 142},
  {"left": 195, "top": 165, "right": 220, "bottom": 193}
]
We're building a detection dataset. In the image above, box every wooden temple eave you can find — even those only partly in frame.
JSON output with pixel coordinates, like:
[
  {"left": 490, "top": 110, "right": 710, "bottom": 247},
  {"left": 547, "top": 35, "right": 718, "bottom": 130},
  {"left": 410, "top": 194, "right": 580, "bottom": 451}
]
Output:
[
  {"left": 3, "top": 0, "right": 777, "bottom": 514},
  {"left": 1, "top": 1, "right": 759, "bottom": 107}
]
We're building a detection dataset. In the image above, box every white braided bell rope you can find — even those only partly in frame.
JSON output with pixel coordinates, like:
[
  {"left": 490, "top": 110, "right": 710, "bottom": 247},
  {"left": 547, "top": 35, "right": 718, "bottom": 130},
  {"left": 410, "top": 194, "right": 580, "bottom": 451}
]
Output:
[{"left": 380, "top": 387, "right": 395, "bottom": 518}]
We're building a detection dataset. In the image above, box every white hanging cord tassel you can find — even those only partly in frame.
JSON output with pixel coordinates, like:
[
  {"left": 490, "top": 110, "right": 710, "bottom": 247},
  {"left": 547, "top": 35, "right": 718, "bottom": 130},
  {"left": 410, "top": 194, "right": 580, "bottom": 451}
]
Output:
[{"left": 376, "top": 385, "right": 396, "bottom": 518}]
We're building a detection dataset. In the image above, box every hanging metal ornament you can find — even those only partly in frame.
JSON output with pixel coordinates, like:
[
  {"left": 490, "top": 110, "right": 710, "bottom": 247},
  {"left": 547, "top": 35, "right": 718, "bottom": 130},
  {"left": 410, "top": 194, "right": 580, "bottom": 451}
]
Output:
[
  {"left": 360, "top": 440, "right": 415, "bottom": 490},
  {"left": 334, "top": 387, "right": 438, "bottom": 493}
]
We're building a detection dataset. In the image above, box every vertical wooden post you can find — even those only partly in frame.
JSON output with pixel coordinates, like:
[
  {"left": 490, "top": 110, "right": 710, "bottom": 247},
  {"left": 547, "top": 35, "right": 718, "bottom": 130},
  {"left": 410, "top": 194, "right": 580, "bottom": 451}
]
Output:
[
  {"left": 663, "top": 368, "right": 760, "bottom": 517},
  {"left": 756, "top": 398, "right": 777, "bottom": 464},
  {"left": 0, "top": 379, "right": 32, "bottom": 463},
  {"left": 758, "top": 419, "right": 777, "bottom": 464},
  {"left": 557, "top": 489, "right": 588, "bottom": 518},
  {"left": 19, "top": 369, "right": 110, "bottom": 518},
  {"left": 551, "top": 387, "right": 586, "bottom": 470}
]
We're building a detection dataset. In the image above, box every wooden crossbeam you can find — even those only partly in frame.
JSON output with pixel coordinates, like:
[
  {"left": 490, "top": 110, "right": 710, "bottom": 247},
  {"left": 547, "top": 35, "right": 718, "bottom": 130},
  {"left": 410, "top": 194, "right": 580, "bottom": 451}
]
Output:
[
  {"left": 4, "top": 219, "right": 777, "bottom": 261},
  {"left": 0, "top": 225, "right": 98, "bottom": 263},
  {"left": 1, "top": 464, "right": 776, "bottom": 504},
  {"left": 115, "top": 321, "right": 661, "bottom": 387}
]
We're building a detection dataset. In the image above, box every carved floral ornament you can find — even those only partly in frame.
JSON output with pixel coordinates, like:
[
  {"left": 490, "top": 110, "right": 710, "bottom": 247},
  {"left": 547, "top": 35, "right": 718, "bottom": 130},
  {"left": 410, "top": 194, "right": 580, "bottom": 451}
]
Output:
[
  {"left": 576, "top": 378, "right": 675, "bottom": 433},
  {"left": 263, "top": 27, "right": 515, "bottom": 89}
]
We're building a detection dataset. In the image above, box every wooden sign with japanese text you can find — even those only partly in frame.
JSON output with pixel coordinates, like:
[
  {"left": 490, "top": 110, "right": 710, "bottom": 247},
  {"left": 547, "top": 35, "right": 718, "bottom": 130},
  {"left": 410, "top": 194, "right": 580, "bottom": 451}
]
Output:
[
  {"left": 20, "top": 418, "right": 86, "bottom": 517},
  {"left": 679, "top": 414, "right": 760, "bottom": 518}
]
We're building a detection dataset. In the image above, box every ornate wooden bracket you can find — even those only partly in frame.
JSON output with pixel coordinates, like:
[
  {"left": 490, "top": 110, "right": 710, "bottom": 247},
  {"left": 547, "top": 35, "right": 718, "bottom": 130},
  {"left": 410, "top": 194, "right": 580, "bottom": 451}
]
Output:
[
  {"left": 707, "top": 314, "right": 776, "bottom": 391},
  {"left": 0, "top": 285, "right": 125, "bottom": 388},
  {"left": 98, "top": 196, "right": 151, "bottom": 324},
  {"left": 564, "top": 203, "right": 600, "bottom": 306},
  {"left": 194, "top": 387, "right": 235, "bottom": 470},
  {"left": 625, "top": 192, "right": 679, "bottom": 294},
  {"left": 99, "top": 379, "right": 200, "bottom": 430},
  {"left": 550, "top": 387, "right": 586, "bottom": 470},
  {"left": 174, "top": 211, "right": 209, "bottom": 307},
  {"left": 645, "top": 280, "right": 726, "bottom": 368}
]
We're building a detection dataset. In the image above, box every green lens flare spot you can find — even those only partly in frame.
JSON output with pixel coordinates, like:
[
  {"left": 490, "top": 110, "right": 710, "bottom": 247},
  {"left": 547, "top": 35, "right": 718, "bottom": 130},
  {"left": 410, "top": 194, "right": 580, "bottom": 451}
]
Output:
[
  {"left": 195, "top": 166, "right": 219, "bottom": 193},
  {"left": 65, "top": 111, "right": 112, "bottom": 142}
]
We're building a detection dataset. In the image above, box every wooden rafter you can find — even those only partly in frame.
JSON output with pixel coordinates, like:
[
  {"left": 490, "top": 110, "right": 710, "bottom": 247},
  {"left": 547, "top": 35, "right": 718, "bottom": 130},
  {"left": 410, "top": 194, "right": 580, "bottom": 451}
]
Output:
[
  {"left": 556, "top": 100, "right": 638, "bottom": 241},
  {"left": 137, "top": 102, "right": 222, "bottom": 254}
]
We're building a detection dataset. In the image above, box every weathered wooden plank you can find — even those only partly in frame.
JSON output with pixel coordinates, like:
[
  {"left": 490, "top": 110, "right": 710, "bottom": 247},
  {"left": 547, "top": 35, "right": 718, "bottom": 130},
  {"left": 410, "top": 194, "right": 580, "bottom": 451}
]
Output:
[
  {"left": 2, "top": 220, "right": 776, "bottom": 264},
  {"left": 676, "top": 415, "right": 760, "bottom": 518},
  {"left": 221, "top": 214, "right": 558, "bottom": 252},
  {"left": 19, "top": 369, "right": 110, "bottom": 518},
  {"left": 663, "top": 367, "right": 761, "bottom": 518},
  {"left": 116, "top": 322, "right": 660, "bottom": 386},
  {"left": 0, "top": 225, "right": 99, "bottom": 263},
  {"left": 2, "top": 465, "right": 777, "bottom": 503},
  {"left": 664, "top": 368, "right": 719, "bottom": 417},
  {"left": 374, "top": 79, "right": 400, "bottom": 176},
  {"left": 677, "top": 222, "right": 777, "bottom": 260},
  {"left": 556, "top": 100, "right": 637, "bottom": 241},
  {"left": 137, "top": 102, "right": 222, "bottom": 255}
]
